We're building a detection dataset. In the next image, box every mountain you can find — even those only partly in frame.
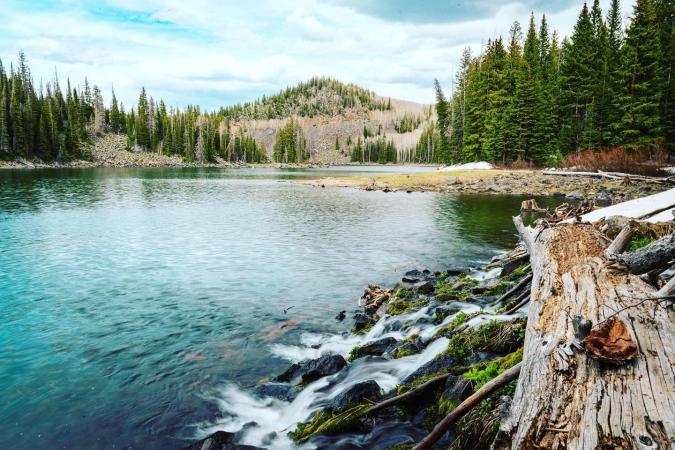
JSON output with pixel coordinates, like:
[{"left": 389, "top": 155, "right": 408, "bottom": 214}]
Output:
[{"left": 226, "top": 77, "right": 434, "bottom": 164}]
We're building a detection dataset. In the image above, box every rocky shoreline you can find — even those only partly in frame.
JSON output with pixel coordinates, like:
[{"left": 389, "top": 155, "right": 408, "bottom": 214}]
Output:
[
  {"left": 184, "top": 247, "right": 535, "bottom": 450},
  {"left": 299, "top": 169, "right": 670, "bottom": 204}
]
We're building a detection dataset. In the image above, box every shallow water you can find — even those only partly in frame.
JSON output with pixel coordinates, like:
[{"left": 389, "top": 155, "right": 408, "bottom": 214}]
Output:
[{"left": 0, "top": 166, "right": 544, "bottom": 449}]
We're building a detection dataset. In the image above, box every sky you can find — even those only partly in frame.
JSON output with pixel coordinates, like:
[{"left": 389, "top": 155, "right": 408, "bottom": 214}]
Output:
[{"left": 0, "top": 0, "right": 636, "bottom": 110}]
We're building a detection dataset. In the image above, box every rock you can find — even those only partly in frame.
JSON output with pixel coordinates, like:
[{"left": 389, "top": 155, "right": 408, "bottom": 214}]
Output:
[
  {"left": 445, "top": 269, "right": 465, "bottom": 277},
  {"left": 441, "top": 375, "right": 473, "bottom": 403},
  {"left": 328, "top": 380, "right": 381, "bottom": 412},
  {"left": 392, "top": 336, "right": 425, "bottom": 357},
  {"left": 335, "top": 310, "right": 346, "bottom": 321},
  {"left": 471, "top": 277, "right": 499, "bottom": 294},
  {"left": 565, "top": 191, "right": 584, "bottom": 201},
  {"left": 402, "top": 269, "right": 434, "bottom": 283},
  {"left": 357, "top": 337, "right": 398, "bottom": 357},
  {"left": 402, "top": 355, "right": 455, "bottom": 385},
  {"left": 180, "top": 431, "right": 267, "bottom": 450},
  {"left": 359, "top": 285, "right": 392, "bottom": 316},
  {"left": 352, "top": 312, "right": 374, "bottom": 331},
  {"left": 252, "top": 382, "right": 301, "bottom": 402},
  {"left": 410, "top": 279, "right": 435, "bottom": 294},
  {"left": 274, "top": 353, "right": 347, "bottom": 384}
]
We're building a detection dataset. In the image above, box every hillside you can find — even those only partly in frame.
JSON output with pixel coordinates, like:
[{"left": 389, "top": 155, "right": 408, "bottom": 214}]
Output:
[{"left": 226, "top": 78, "right": 434, "bottom": 164}]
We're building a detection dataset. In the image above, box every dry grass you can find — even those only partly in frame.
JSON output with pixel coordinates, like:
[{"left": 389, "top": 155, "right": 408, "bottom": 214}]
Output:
[{"left": 561, "top": 146, "right": 668, "bottom": 176}]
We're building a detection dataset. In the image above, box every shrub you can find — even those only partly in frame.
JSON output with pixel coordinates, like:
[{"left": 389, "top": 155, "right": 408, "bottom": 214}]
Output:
[{"left": 561, "top": 145, "right": 668, "bottom": 176}]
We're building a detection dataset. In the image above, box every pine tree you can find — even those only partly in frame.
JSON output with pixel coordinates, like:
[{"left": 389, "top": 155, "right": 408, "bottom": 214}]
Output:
[
  {"left": 516, "top": 14, "right": 540, "bottom": 161},
  {"left": 434, "top": 79, "right": 450, "bottom": 162},
  {"left": 621, "top": 0, "right": 662, "bottom": 146},
  {"left": 606, "top": 0, "right": 627, "bottom": 145},
  {"left": 654, "top": 0, "right": 674, "bottom": 150},
  {"left": 559, "top": 2, "right": 596, "bottom": 153}
]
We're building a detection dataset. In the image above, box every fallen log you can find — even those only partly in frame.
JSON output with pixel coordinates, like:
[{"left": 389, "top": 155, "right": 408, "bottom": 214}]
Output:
[
  {"left": 412, "top": 363, "right": 522, "bottom": 450},
  {"left": 362, "top": 372, "right": 454, "bottom": 416},
  {"left": 614, "top": 232, "right": 675, "bottom": 274},
  {"left": 502, "top": 289, "right": 531, "bottom": 315},
  {"left": 494, "top": 218, "right": 675, "bottom": 449},
  {"left": 488, "top": 272, "right": 533, "bottom": 307}
]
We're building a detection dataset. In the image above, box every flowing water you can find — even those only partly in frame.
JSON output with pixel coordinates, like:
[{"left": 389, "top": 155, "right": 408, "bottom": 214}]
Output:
[{"left": 0, "top": 166, "right": 545, "bottom": 449}]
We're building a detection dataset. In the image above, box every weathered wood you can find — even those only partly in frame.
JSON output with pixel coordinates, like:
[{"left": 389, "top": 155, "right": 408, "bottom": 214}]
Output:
[
  {"left": 362, "top": 372, "right": 454, "bottom": 416},
  {"left": 412, "top": 363, "right": 522, "bottom": 450},
  {"left": 615, "top": 232, "right": 675, "bottom": 274},
  {"left": 521, "top": 199, "right": 546, "bottom": 212},
  {"left": 574, "top": 187, "right": 675, "bottom": 223},
  {"left": 657, "top": 275, "right": 675, "bottom": 297},
  {"left": 495, "top": 219, "right": 675, "bottom": 450},
  {"left": 502, "top": 289, "right": 531, "bottom": 315},
  {"left": 488, "top": 273, "right": 532, "bottom": 307},
  {"left": 603, "top": 224, "right": 634, "bottom": 258}
]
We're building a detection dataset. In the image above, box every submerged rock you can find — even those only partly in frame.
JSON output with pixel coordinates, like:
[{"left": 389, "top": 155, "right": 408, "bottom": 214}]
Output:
[
  {"left": 252, "top": 382, "right": 301, "bottom": 402},
  {"left": 402, "top": 269, "right": 434, "bottom": 283},
  {"left": 180, "top": 431, "right": 267, "bottom": 450},
  {"left": 402, "top": 355, "right": 455, "bottom": 385},
  {"left": 328, "top": 380, "right": 381, "bottom": 412},
  {"left": 335, "top": 310, "right": 346, "bottom": 321},
  {"left": 274, "top": 353, "right": 347, "bottom": 384}
]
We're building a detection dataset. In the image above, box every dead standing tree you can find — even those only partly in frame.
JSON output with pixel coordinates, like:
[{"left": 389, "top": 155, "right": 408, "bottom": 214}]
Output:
[{"left": 493, "top": 218, "right": 675, "bottom": 449}]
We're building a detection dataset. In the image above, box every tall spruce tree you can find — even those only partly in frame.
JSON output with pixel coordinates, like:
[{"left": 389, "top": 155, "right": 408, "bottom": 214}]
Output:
[{"left": 621, "top": 0, "right": 662, "bottom": 146}]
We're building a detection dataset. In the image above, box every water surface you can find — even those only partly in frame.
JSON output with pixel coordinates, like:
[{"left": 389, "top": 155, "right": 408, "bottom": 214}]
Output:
[{"left": 0, "top": 167, "right": 535, "bottom": 449}]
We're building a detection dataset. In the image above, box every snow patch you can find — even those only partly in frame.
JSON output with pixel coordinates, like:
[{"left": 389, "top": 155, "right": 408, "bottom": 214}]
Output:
[{"left": 438, "top": 161, "right": 493, "bottom": 171}]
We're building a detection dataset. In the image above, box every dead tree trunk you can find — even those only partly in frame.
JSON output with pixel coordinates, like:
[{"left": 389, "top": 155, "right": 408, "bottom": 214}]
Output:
[{"left": 494, "top": 219, "right": 675, "bottom": 450}]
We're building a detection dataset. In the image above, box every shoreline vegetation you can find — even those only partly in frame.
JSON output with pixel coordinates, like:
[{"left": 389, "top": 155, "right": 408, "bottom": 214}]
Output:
[{"left": 184, "top": 188, "right": 675, "bottom": 450}]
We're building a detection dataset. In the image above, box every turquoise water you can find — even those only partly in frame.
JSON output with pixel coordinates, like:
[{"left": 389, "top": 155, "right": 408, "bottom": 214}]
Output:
[{"left": 0, "top": 167, "right": 531, "bottom": 449}]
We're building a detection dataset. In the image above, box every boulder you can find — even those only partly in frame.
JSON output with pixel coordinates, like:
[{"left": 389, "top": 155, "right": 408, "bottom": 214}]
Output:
[
  {"left": 402, "top": 355, "right": 455, "bottom": 385},
  {"left": 392, "top": 336, "right": 425, "bottom": 357},
  {"left": 410, "top": 279, "right": 435, "bottom": 294},
  {"left": 328, "top": 380, "right": 381, "bottom": 412},
  {"left": 441, "top": 375, "right": 473, "bottom": 403},
  {"left": 352, "top": 312, "right": 374, "bottom": 331},
  {"left": 357, "top": 337, "right": 398, "bottom": 357},
  {"left": 335, "top": 310, "right": 346, "bottom": 321},
  {"left": 565, "top": 190, "right": 584, "bottom": 201},
  {"left": 274, "top": 353, "right": 347, "bottom": 384},
  {"left": 402, "top": 269, "right": 434, "bottom": 283},
  {"left": 180, "top": 431, "right": 267, "bottom": 450},
  {"left": 252, "top": 382, "right": 300, "bottom": 402}
]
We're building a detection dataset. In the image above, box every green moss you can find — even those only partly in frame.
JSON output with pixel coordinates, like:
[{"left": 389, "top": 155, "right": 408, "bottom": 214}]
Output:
[
  {"left": 394, "top": 287, "right": 413, "bottom": 299},
  {"left": 464, "top": 362, "right": 501, "bottom": 390},
  {"left": 395, "top": 370, "right": 449, "bottom": 395},
  {"left": 482, "top": 280, "right": 512, "bottom": 296},
  {"left": 394, "top": 348, "right": 418, "bottom": 359},
  {"left": 628, "top": 236, "right": 655, "bottom": 251},
  {"left": 502, "top": 264, "right": 530, "bottom": 282},
  {"left": 289, "top": 402, "right": 372, "bottom": 443},
  {"left": 352, "top": 323, "right": 374, "bottom": 335},
  {"left": 443, "top": 319, "right": 526, "bottom": 364},
  {"left": 347, "top": 345, "right": 362, "bottom": 362},
  {"left": 388, "top": 298, "right": 429, "bottom": 315},
  {"left": 432, "top": 311, "right": 473, "bottom": 338}
]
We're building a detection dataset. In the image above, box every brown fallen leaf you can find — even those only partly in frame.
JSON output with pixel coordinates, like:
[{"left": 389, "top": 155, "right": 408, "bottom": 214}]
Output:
[{"left": 583, "top": 317, "right": 637, "bottom": 365}]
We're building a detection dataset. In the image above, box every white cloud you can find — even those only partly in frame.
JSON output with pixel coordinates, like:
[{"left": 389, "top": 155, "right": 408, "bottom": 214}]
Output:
[{"left": 0, "top": 0, "right": 636, "bottom": 109}]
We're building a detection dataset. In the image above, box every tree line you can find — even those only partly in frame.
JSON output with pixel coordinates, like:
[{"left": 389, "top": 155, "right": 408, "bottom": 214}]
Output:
[{"left": 431, "top": 0, "right": 673, "bottom": 165}]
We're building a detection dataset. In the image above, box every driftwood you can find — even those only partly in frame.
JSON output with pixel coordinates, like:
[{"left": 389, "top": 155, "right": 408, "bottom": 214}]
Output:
[
  {"left": 362, "top": 372, "right": 454, "bottom": 416},
  {"left": 502, "top": 289, "right": 532, "bottom": 315},
  {"left": 613, "top": 232, "right": 675, "bottom": 274},
  {"left": 543, "top": 170, "right": 673, "bottom": 184},
  {"left": 657, "top": 275, "right": 675, "bottom": 297},
  {"left": 488, "top": 272, "right": 532, "bottom": 307},
  {"left": 494, "top": 218, "right": 675, "bottom": 449},
  {"left": 521, "top": 199, "right": 546, "bottom": 212},
  {"left": 603, "top": 224, "right": 634, "bottom": 258},
  {"left": 411, "top": 363, "right": 522, "bottom": 450}
]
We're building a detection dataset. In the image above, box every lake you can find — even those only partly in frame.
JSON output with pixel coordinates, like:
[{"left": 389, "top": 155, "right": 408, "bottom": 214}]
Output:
[{"left": 0, "top": 166, "right": 535, "bottom": 449}]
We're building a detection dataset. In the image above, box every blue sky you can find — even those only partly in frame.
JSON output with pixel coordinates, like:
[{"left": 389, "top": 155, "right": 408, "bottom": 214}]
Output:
[{"left": 0, "top": 0, "right": 635, "bottom": 110}]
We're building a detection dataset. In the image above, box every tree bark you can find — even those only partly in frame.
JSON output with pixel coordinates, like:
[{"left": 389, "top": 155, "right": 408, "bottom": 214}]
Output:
[
  {"left": 615, "top": 232, "right": 675, "bottom": 274},
  {"left": 495, "top": 219, "right": 675, "bottom": 450}
]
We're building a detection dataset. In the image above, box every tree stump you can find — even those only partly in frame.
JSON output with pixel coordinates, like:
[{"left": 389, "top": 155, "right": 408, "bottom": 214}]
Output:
[{"left": 494, "top": 219, "right": 675, "bottom": 450}]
